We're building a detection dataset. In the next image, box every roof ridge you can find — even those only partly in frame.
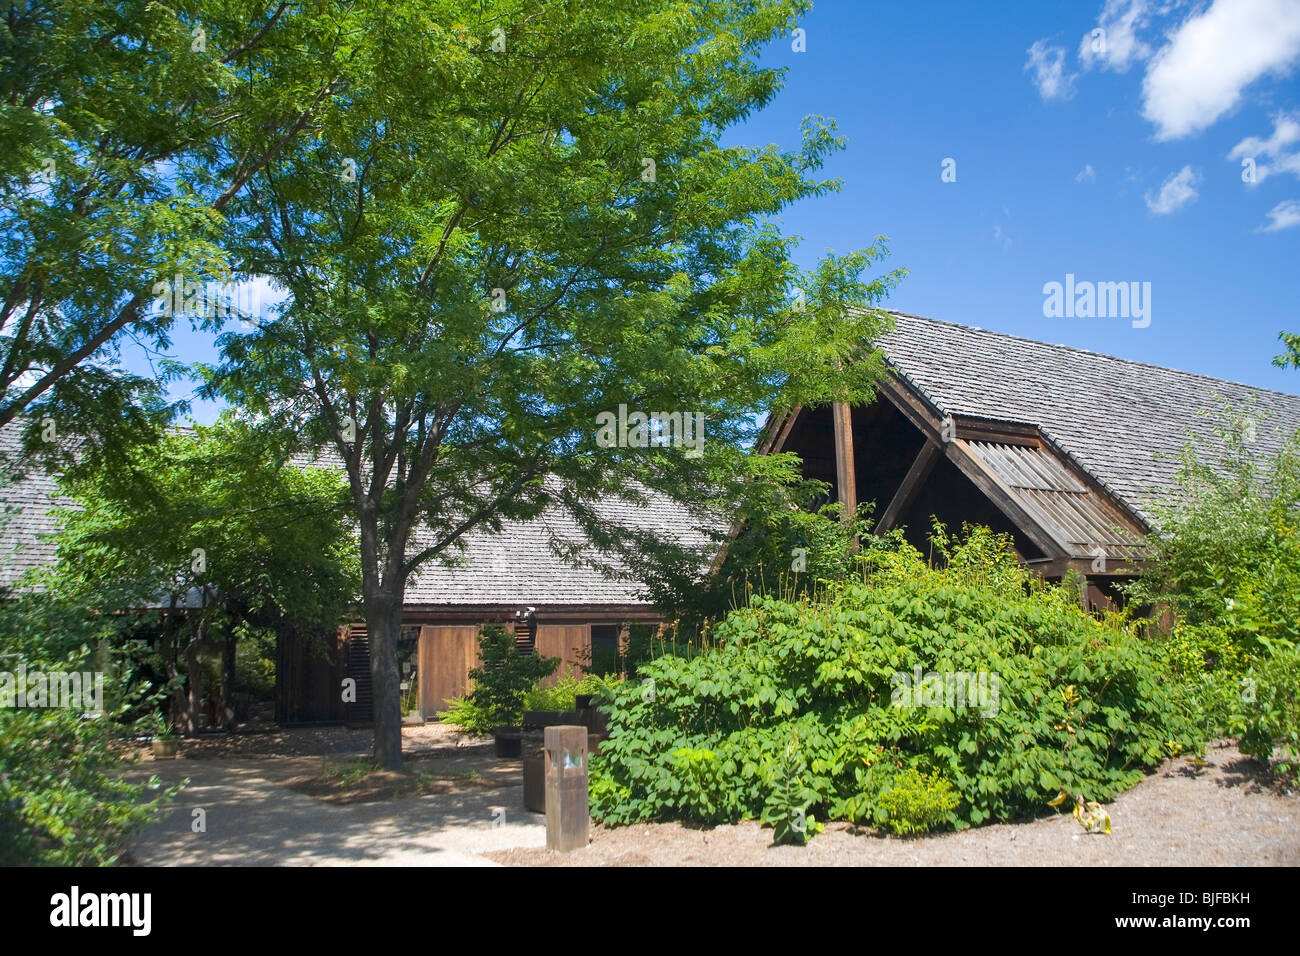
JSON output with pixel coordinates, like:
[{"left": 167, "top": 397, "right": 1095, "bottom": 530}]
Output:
[{"left": 877, "top": 308, "right": 1300, "bottom": 404}]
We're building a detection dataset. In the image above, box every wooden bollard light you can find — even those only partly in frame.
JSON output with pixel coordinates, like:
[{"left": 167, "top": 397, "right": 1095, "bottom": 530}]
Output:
[{"left": 543, "top": 725, "right": 589, "bottom": 852}]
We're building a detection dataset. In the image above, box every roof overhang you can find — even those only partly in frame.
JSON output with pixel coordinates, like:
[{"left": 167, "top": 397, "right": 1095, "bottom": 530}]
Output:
[{"left": 753, "top": 369, "right": 1151, "bottom": 573}]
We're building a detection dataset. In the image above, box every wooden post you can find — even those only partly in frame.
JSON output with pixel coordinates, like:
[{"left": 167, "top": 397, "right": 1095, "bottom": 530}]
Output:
[
  {"left": 832, "top": 401, "right": 857, "bottom": 525},
  {"left": 544, "top": 725, "right": 589, "bottom": 852}
]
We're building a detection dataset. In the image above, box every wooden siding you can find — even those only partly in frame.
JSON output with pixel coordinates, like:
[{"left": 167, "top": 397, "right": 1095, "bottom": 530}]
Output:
[
  {"left": 418, "top": 625, "right": 480, "bottom": 718},
  {"left": 535, "top": 624, "right": 590, "bottom": 685},
  {"left": 966, "top": 440, "right": 1146, "bottom": 559}
]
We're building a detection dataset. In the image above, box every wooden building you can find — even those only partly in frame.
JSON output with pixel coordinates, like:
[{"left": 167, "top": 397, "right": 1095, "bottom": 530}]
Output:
[
  {"left": 760, "top": 311, "right": 1300, "bottom": 605},
  {"left": 339, "top": 485, "right": 710, "bottom": 723},
  {"left": 6, "top": 312, "right": 1300, "bottom": 725}
]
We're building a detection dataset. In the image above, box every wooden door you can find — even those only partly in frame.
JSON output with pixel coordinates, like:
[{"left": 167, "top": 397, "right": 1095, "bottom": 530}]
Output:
[
  {"left": 418, "top": 625, "right": 480, "bottom": 718},
  {"left": 534, "top": 624, "right": 590, "bottom": 686}
]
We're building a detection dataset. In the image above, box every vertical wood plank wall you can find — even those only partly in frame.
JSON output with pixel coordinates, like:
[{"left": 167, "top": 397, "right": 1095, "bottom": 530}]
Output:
[
  {"left": 418, "top": 625, "right": 481, "bottom": 718},
  {"left": 534, "top": 624, "right": 591, "bottom": 686}
]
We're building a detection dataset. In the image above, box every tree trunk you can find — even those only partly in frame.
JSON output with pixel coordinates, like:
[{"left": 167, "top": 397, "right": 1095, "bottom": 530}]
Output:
[
  {"left": 184, "top": 627, "right": 204, "bottom": 736},
  {"left": 364, "top": 591, "right": 404, "bottom": 770},
  {"left": 221, "top": 627, "right": 237, "bottom": 730},
  {"left": 158, "top": 610, "right": 186, "bottom": 730}
]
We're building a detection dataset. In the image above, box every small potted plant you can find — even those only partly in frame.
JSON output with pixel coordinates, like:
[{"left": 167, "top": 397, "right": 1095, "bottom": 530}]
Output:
[{"left": 149, "top": 714, "right": 180, "bottom": 759}]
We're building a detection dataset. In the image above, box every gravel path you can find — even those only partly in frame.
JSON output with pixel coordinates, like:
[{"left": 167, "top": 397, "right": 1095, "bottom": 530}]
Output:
[
  {"left": 488, "top": 741, "right": 1298, "bottom": 866},
  {"left": 124, "top": 731, "right": 1296, "bottom": 866},
  {"left": 127, "top": 752, "right": 543, "bottom": 866}
]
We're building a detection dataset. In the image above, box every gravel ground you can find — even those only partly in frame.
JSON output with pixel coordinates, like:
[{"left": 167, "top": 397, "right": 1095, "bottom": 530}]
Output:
[
  {"left": 127, "top": 752, "right": 544, "bottom": 866},
  {"left": 487, "top": 741, "right": 1298, "bottom": 866},
  {"left": 142, "top": 722, "right": 490, "bottom": 759}
]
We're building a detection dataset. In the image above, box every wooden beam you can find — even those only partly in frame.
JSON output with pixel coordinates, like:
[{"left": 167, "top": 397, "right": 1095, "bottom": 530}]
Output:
[
  {"left": 757, "top": 406, "right": 802, "bottom": 455},
  {"left": 943, "top": 439, "right": 1068, "bottom": 559},
  {"left": 832, "top": 401, "right": 856, "bottom": 524},
  {"left": 877, "top": 377, "right": 944, "bottom": 444},
  {"left": 877, "top": 439, "right": 941, "bottom": 532}
]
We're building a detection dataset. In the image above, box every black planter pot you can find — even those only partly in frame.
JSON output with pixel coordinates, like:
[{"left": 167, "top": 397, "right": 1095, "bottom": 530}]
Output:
[
  {"left": 574, "top": 695, "right": 609, "bottom": 736},
  {"left": 493, "top": 725, "right": 522, "bottom": 758},
  {"left": 521, "top": 709, "right": 579, "bottom": 729}
]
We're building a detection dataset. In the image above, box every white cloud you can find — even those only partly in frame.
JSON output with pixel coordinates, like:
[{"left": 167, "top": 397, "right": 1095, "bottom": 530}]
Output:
[
  {"left": 993, "top": 224, "right": 1013, "bottom": 249},
  {"left": 1076, "top": 163, "right": 1097, "bottom": 182},
  {"left": 1080, "top": 0, "right": 1155, "bottom": 72},
  {"left": 1228, "top": 111, "right": 1300, "bottom": 182},
  {"left": 1145, "top": 165, "right": 1201, "bottom": 213},
  {"left": 1142, "top": 0, "right": 1300, "bottom": 141},
  {"left": 1025, "top": 39, "right": 1078, "bottom": 101},
  {"left": 1260, "top": 197, "right": 1300, "bottom": 229}
]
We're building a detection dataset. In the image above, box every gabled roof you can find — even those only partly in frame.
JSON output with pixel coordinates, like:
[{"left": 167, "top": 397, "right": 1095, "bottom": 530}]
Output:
[
  {"left": 878, "top": 312, "right": 1300, "bottom": 526},
  {"left": 0, "top": 424, "right": 716, "bottom": 612}
]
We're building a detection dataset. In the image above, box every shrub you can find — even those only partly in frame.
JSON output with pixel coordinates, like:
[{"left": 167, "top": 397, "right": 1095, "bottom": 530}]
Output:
[
  {"left": 872, "top": 768, "right": 960, "bottom": 835},
  {"left": 1126, "top": 409, "right": 1300, "bottom": 776},
  {"left": 1234, "top": 640, "right": 1300, "bottom": 784},
  {"left": 521, "top": 674, "right": 605, "bottom": 712},
  {"left": 0, "top": 590, "right": 180, "bottom": 865},
  {"left": 438, "top": 627, "right": 558, "bottom": 733},
  {"left": 435, "top": 695, "right": 495, "bottom": 736},
  {"left": 591, "top": 528, "right": 1204, "bottom": 841}
]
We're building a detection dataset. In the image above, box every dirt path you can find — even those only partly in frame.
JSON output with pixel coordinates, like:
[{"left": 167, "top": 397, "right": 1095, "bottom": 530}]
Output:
[
  {"left": 127, "top": 745, "right": 543, "bottom": 866},
  {"left": 488, "top": 741, "right": 1298, "bottom": 866}
]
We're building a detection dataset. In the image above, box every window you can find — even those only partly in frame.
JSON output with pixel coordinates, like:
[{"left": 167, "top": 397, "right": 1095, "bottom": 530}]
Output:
[{"left": 590, "top": 625, "right": 621, "bottom": 676}]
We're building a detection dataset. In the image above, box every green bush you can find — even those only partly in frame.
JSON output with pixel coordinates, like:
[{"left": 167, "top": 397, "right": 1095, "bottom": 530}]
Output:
[
  {"left": 1126, "top": 410, "right": 1300, "bottom": 777},
  {"left": 0, "top": 589, "right": 180, "bottom": 864},
  {"left": 1234, "top": 640, "right": 1300, "bottom": 784},
  {"left": 437, "top": 626, "right": 559, "bottom": 733},
  {"left": 435, "top": 695, "right": 496, "bottom": 736},
  {"left": 591, "top": 528, "right": 1204, "bottom": 841},
  {"left": 872, "top": 768, "right": 960, "bottom": 835},
  {"left": 521, "top": 674, "right": 604, "bottom": 712},
  {"left": 443, "top": 672, "right": 615, "bottom": 733}
]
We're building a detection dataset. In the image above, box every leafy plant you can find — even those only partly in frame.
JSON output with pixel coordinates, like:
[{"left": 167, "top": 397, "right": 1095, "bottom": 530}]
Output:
[
  {"left": 0, "top": 586, "right": 180, "bottom": 865},
  {"left": 759, "top": 737, "right": 824, "bottom": 844},
  {"left": 463, "top": 627, "right": 559, "bottom": 730},
  {"left": 872, "top": 768, "right": 959, "bottom": 836},
  {"left": 591, "top": 527, "right": 1205, "bottom": 841},
  {"left": 1126, "top": 406, "right": 1300, "bottom": 778},
  {"left": 145, "top": 713, "right": 175, "bottom": 741},
  {"left": 521, "top": 674, "right": 605, "bottom": 712},
  {"left": 1234, "top": 640, "right": 1300, "bottom": 784},
  {"left": 435, "top": 695, "right": 496, "bottom": 737}
]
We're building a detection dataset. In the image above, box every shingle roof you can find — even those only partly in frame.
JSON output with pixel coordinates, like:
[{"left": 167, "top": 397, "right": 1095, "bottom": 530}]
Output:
[
  {"left": 0, "top": 426, "right": 716, "bottom": 609},
  {"left": 877, "top": 312, "right": 1300, "bottom": 525},
  {"left": 7, "top": 313, "right": 1298, "bottom": 597},
  {"left": 0, "top": 426, "right": 73, "bottom": 591},
  {"left": 404, "top": 481, "right": 716, "bottom": 608}
]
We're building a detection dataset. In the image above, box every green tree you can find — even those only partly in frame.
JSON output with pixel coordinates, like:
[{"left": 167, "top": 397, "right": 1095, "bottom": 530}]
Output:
[
  {"left": 1274, "top": 331, "right": 1300, "bottom": 371},
  {"left": 204, "top": 0, "right": 900, "bottom": 768},
  {"left": 0, "top": 0, "right": 366, "bottom": 449},
  {"left": 0, "top": 498, "right": 178, "bottom": 865},
  {"left": 50, "top": 418, "right": 359, "bottom": 733}
]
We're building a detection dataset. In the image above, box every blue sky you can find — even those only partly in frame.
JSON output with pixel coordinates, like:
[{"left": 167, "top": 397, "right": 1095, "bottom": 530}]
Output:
[
  {"left": 739, "top": 0, "right": 1300, "bottom": 394},
  {"left": 138, "top": 0, "right": 1300, "bottom": 423}
]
